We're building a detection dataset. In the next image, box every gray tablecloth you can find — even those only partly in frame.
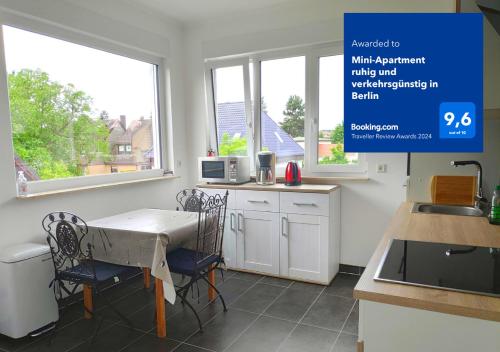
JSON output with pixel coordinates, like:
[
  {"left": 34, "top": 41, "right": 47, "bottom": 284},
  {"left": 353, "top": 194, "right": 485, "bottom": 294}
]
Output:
[{"left": 86, "top": 209, "right": 199, "bottom": 304}]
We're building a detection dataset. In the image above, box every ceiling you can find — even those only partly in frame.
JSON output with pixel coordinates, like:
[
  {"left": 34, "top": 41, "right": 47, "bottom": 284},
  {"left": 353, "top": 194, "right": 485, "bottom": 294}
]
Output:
[{"left": 128, "top": 0, "right": 299, "bottom": 23}]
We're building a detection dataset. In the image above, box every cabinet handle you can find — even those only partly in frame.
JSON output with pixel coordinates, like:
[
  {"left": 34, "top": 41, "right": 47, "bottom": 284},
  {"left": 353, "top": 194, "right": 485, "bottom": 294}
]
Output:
[
  {"left": 247, "top": 200, "right": 268, "bottom": 204},
  {"left": 237, "top": 213, "right": 244, "bottom": 232},
  {"left": 281, "top": 216, "right": 288, "bottom": 237},
  {"left": 230, "top": 212, "right": 235, "bottom": 231},
  {"left": 292, "top": 202, "right": 316, "bottom": 206}
]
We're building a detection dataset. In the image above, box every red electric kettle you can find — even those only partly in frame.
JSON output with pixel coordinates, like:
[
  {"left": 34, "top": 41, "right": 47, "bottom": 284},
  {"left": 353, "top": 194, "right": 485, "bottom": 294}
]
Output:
[{"left": 285, "top": 161, "right": 302, "bottom": 186}]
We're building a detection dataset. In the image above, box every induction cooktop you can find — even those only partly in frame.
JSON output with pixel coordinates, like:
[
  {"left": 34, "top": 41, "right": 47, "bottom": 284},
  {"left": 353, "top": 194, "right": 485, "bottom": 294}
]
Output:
[{"left": 375, "top": 239, "right": 500, "bottom": 298}]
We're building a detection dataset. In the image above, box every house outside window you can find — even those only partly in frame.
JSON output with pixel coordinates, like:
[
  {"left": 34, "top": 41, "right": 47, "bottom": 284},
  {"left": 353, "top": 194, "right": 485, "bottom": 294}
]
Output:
[
  {"left": 205, "top": 44, "right": 366, "bottom": 175},
  {"left": 2, "top": 25, "right": 164, "bottom": 184}
]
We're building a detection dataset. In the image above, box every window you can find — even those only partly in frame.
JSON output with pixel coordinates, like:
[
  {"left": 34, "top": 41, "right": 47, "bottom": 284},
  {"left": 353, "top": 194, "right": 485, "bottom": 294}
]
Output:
[
  {"left": 211, "top": 64, "right": 251, "bottom": 157},
  {"left": 118, "top": 144, "right": 132, "bottom": 154},
  {"left": 317, "top": 55, "right": 358, "bottom": 166},
  {"left": 206, "top": 44, "right": 366, "bottom": 176},
  {"left": 3, "top": 25, "right": 162, "bottom": 183},
  {"left": 261, "top": 56, "right": 305, "bottom": 170}
]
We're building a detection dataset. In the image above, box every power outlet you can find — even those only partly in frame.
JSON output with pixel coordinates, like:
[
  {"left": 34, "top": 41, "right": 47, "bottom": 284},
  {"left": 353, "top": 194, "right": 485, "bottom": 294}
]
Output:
[{"left": 376, "top": 164, "right": 387, "bottom": 173}]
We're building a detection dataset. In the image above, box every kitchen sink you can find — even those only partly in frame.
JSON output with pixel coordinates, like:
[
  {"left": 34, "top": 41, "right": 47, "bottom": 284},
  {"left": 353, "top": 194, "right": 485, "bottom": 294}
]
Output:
[{"left": 411, "top": 203, "right": 484, "bottom": 217}]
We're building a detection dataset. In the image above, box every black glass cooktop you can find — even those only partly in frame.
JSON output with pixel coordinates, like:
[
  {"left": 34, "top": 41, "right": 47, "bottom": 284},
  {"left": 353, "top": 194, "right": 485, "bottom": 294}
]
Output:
[{"left": 375, "top": 239, "right": 500, "bottom": 297}]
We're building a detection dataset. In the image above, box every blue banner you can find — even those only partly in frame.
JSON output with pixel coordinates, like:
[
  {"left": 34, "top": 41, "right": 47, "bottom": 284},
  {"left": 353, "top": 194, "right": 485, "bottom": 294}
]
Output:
[{"left": 344, "top": 13, "right": 483, "bottom": 152}]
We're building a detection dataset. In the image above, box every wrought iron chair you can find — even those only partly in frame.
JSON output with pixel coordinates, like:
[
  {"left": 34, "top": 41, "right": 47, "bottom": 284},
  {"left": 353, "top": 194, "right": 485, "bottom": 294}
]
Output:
[
  {"left": 43, "top": 211, "right": 134, "bottom": 343},
  {"left": 169, "top": 189, "right": 229, "bottom": 332}
]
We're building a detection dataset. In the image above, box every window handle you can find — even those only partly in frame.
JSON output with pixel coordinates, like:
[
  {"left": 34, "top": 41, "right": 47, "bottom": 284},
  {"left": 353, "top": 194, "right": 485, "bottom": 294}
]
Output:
[{"left": 292, "top": 202, "right": 316, "bottom": 206}]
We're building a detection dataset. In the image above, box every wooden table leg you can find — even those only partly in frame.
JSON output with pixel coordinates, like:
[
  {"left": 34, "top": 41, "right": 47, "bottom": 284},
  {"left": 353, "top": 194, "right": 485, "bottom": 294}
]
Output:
[
  {"left": 155, "top": 278, "right": 166, "bottom": 338},
  {"left": 143, "top": 268, "right": 151, "bottom": 289},
  {"left": 83, "top": 284, "right": 93, "bottom": 319},
  {"left": 208, "top": 264, "right": 216, "bottom": 301}
]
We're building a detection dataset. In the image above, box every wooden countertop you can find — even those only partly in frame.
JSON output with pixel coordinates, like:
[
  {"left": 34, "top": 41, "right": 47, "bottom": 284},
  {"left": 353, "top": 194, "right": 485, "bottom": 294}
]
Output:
[
  {"left": 197, "top": 182, "right": 340, "bottom": 194},
  {"left": 354, "top": 202, "right": 500, "bottom": 322}
]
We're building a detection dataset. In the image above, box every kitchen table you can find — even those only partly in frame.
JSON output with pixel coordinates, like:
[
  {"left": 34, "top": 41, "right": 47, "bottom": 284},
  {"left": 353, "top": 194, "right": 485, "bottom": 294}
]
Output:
[{"left": 85, "top": 208, "right": 217, "bottom": 338}]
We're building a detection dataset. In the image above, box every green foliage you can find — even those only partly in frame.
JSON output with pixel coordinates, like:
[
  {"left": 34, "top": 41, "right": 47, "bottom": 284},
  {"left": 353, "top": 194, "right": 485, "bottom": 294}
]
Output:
[
  {"left": 331, "top": 121, "right": 344, "bottom": 144},
  {"left": 280, "top": 95, "right": 304, "bottom": 138},
  {"left": 218, "top": 132, "right": 247, "bottom": 156},
  {"left": 319, "top": 144, "right": 349, "bottom": 165},
  {"left": 318, "top": 131, "right": 325, "bottom": 139},
  {"left": 8, "top": 69, "right": 110, "bottom": 180}
]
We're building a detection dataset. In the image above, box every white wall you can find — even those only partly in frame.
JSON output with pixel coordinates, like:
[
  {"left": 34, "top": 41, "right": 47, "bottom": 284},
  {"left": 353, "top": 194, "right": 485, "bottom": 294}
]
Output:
[
  {"left": 461, "top": 0, "right": 500, "bottom": 109},
  {"left": 408, "top": 0, "right": 500, "bottom": 203},
  {"left": 408, "top": 114, "right": 500, "bottom": 203},
  {"left": 183, "top": 0, "right": 455, "bottom": 266},
  {"left": 0, "top": 0, "right": 191, "bottom": 248}
]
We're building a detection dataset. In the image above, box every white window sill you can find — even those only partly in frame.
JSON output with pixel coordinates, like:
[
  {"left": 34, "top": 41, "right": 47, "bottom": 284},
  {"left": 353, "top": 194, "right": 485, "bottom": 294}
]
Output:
[{"left": 16, "top": 175, "right": 179, "bottom": 199}]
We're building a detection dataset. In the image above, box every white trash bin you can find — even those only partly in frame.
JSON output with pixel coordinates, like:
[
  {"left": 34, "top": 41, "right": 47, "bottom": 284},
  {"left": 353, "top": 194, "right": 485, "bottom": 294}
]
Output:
[{"left": 0, "top": 243, "right": 59, "bottom": 338}]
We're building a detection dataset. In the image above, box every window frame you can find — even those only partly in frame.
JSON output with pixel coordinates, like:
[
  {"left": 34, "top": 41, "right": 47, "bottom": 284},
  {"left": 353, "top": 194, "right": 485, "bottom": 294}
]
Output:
[
  {"left": 204, "top": 57, "right": 255, "bottom": 170},
  {"left": 204, "top": 43, "right": 367, "bottom": 176},
  {"left": 307, "top": 44, "right": 367, "bottom": 174},
  {"left": 0, "top": 21, "right": 172, "bottom": 194}
]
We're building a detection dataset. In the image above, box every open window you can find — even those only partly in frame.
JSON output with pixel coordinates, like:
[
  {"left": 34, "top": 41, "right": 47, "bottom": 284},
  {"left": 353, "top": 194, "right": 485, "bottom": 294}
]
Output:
[
  {"left": 205, "top": 44, "right": 366, "bottom": 177},
  {"left": 205, "top": 59, "right": 254, "bottom": 165}
]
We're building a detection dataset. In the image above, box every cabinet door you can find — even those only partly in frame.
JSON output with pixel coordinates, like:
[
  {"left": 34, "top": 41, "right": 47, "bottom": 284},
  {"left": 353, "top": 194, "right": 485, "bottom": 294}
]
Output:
[
  {"left": 222, "top": 210, "right": 238, "bottom": 269},
  {"left": 280, "top": 213, "right": 329, "bottom": 283},
  {"left": 236, "top": 210, "right": 279, "bottom": 275}
]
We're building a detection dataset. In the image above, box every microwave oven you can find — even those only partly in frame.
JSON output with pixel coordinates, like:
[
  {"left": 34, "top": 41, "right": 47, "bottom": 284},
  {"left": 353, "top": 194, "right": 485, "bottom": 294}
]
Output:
[{"left": 198, "top": 156, "right": 251, "bottom": 184}]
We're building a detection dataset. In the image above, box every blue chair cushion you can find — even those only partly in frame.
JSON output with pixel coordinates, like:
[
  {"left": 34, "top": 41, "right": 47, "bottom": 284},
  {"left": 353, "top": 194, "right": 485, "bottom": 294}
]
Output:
[
  {"left": 59, "top": 260, "right": 132, "bottom": 284},
  {"left": 167, "top": 248, "right": 220, "bottom": 276}
]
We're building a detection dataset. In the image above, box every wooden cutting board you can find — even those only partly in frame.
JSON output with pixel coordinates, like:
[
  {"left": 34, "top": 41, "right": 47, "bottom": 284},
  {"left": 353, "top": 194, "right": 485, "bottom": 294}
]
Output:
[{"left": 431, "top": 175, "right": 476, "bottom": 206}]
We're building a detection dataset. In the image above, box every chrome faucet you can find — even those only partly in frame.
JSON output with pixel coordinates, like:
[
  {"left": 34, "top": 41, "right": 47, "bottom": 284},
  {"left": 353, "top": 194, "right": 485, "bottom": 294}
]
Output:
[{"left": 450, "top": 160, "right": 488, "bottom": 209}]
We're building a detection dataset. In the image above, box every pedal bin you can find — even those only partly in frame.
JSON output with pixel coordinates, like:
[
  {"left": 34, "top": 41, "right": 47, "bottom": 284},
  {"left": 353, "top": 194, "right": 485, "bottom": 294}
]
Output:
[{"left": 0, "top": 243, "right": 59, "bottom": 338}]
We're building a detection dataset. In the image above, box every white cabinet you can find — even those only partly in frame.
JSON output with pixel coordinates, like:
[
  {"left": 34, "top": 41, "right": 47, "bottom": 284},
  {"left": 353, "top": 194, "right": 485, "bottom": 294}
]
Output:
[
  {"left": 279, "top": 191, "right": 340, "bottom": 283},
  {"left": 280, "top": 213, "right": 329, "bottom": 282},
  {"left": 198, "top": 187, "right": 340, "bottom": 284},
  {"left": 236, "top": 210, "right": 280, "bottom": 275},
  {"left": 236, "top": 190, "right": 279, "bottom": 213}
]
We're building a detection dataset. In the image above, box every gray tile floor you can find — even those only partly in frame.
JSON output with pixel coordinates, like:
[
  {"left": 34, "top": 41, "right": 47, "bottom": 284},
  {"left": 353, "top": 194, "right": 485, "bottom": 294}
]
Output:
[{"left": 0, "top": 271, "right": 360, "bottom": 352}]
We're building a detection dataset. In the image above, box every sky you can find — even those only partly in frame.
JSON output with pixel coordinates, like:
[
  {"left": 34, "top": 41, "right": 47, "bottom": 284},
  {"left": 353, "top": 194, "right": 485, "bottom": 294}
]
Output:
[
  {"left": 214, "top": 55, "right": 344, "bottom": 131},
  {"left": 3, "top": 25, "right": 343, "bottom": 131},
  {"left": 3, "top": 25, "right": 156, "bottom": 127}
]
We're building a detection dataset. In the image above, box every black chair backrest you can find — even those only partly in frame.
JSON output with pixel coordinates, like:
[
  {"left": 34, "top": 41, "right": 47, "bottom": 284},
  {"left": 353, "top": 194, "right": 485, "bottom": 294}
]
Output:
[
  {"left": 176, "top": 189, "right": 205, "bottom": 212},
  {"left": 42, "top": 212, "right": 94, "bottom": 281},
  {"left": 176, "top": 189, "right": 229, "bottom": 269}
]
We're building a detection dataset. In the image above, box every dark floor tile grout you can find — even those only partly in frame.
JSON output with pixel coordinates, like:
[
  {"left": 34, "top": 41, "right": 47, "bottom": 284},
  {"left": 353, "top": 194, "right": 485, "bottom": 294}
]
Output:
[
  {"left": 120, "top": 272, "right": 238, "bottom": 335},
  {"left": 255, "top": 281, "right": 293, "bottom": 289},
  {"left": 59, "top": 320, "right": 122, "bottom": 352},
  {"left": 4, "top": 271, "right": 360, "bottom": 352},
  {"left": 220, "top": 276, "right": 296, "bottom": 352},
  {"left": 236, "top": 309, "right": 354, "bottom": 337},
  {"left": 328, "top": 299, "right": 358, "bottom": 352},
  {"left": 177, "top": 275, "right": 268, "bottom": 348},
  {"left": 116, "top": 330, "right": 152, "bottom": 352},
  {"left": 322, "top": 291, "right": 357, "bottom": 299},
  {"left": 274, "top": 286, "right": 328, "bottom": 352},
  {"left": 176, "top": 342, "right": 217, "bottom": 352}
]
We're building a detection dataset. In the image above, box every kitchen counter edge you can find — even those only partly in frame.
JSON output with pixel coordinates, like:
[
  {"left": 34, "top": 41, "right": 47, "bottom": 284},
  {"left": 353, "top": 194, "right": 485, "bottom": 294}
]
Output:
[
  {"left": 197, "top": 183, "right": 340, "bottom": 194},
  {"left": 354, "top": 201, "right": 500, "bottom": 322}
]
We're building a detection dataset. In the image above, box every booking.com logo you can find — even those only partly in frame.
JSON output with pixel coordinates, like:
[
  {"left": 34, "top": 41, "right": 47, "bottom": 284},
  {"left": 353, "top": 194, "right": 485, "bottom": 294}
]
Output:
[{"left": 351, "top": 123, "right": 399, "bottom": 132}]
